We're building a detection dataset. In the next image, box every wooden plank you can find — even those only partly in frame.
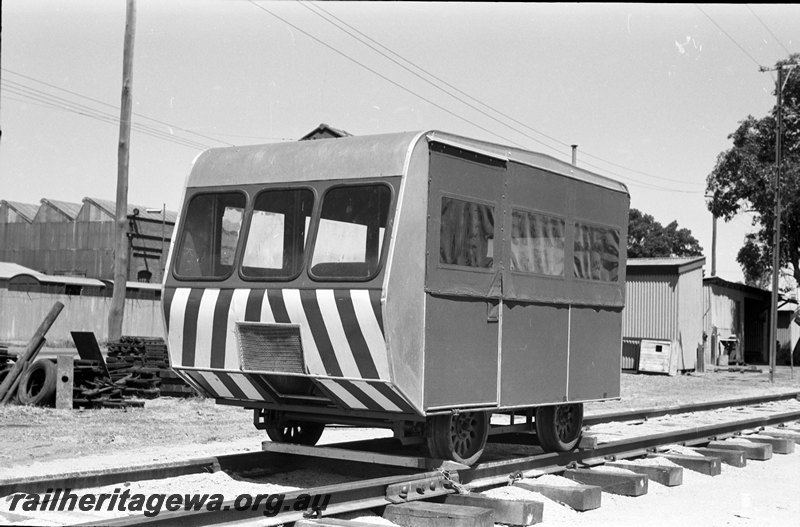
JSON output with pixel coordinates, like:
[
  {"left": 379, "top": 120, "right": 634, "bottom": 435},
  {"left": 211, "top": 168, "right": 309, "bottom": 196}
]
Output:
[
  {"left": 445, "top": 493, "right": 543, "bottom": 526},
  {"left": 743, "top": 434, "right": 795, "bottom": 454},
  {"left": 383, "top": 502, "right": 494, "bottom": 527},
  {"left": 563, "top": 468, "right": 648, "bottom": 497},
  {"left": 707, "top": 440, "right": 772, "bottom": 460},
  {"left": 690, "top": 447, "right": 746, "bottom": 467},
  {"left": 606, "top": 460, "right": 683, "bottom": 486},
  {"left": 646, "top": 453, "right": 721, "bottom": 476},
  {"left": 56, "top": 355, "right": 74, "bottom": 410},
  {"left": 513, "top": 480, "right": 601, "bottom": 512},
  {"left": 261, "top": 441, "right": 468, "bottom": 471}
]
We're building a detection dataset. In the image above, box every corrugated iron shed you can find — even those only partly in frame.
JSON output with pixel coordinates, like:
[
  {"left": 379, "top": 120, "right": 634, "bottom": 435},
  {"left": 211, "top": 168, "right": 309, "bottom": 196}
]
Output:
[
  {"left": 0, "top": 201, "right": 38, "bottom": 223},
  {"left": 622, "top": 256, "right": 706, "bottom": 373}
]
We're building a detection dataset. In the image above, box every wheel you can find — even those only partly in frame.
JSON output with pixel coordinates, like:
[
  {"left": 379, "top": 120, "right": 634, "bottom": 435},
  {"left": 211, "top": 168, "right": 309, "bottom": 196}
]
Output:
[
  {"left": 265, "top": 422, "right": 325, "bottom": 446},
  {"left": 535, "top": 403, "right": 583, "bottom": 452},
  {"left": 18, "top": 359, "right": 57, "bottom": 407},
  {"left": 426, "top": 411, "right": 489, "bottom": 466}
]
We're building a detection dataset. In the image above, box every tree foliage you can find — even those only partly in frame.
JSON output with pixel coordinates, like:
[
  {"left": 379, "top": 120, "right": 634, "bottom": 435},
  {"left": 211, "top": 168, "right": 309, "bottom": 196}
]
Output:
[
  {"left": 627, "top": 208, "right": 703, "bottom": 258},
  {"left": 706, "top": 54, "right": 800, "bottom": 287}
]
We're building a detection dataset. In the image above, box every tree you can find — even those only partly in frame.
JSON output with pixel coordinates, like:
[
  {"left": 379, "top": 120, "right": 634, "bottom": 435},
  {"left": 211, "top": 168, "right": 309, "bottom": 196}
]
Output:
[
  {"left": 706, "top": 54, "right": 800, "bottom": 288},
  {"left": 627, "top": 208, "right": 703, "bottom": 258}
]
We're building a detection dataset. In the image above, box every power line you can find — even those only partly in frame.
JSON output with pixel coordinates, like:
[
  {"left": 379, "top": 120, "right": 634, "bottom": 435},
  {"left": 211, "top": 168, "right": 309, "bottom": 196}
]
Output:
[
  {"left": 745, "top": 5, "right": 793, "bottom": 56},
  {"left": 302, "top": 2, "right": 704, "bottom": 189},
  {"left": 253, "top": 2, "right": 704, "bottom": 194},
  {"left": 2, "top": 67, "right": 234, "bottom": 148},
  {"left": 695, "top": 5, "right": 765, "bottom": 70}
]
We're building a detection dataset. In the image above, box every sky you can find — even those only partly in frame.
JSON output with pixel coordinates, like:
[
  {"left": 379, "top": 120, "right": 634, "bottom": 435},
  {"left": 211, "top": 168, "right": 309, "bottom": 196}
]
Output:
[{"left": 1, "top": 1, "right": 799, "bottom": 283}]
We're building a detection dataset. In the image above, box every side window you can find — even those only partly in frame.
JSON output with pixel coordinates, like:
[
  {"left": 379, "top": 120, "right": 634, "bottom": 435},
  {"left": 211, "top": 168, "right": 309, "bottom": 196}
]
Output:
[
  {"left": 241, "top": 189, "right": 313, "bottom": 279},
  {"left": 439, "top": 197, "right": 494, "bottom": 269},
  {"left": 574, "top": 223, "right": 620, "bottom": 282},
  {"left": 310, "top": 184, "right": 391, "bottom": 280},
  {"left": 174, "top": 192, "right": 245, "bottom": 279},
  {"left": 510, "top": 210, "right": 565, "bottom": 276}
]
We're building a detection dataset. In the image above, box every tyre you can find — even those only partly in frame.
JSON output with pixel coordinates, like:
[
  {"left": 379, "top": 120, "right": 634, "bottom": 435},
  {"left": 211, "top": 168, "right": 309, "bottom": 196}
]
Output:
[
  {"left": 18, "top": 359, "right": 57, "bottom": 407},
  {"left": 265, "top": 422, "right": 325, "bottom": 446},
  {"left": 535, "top": 403, "right": 583, "bottom": 452},
  {"left": 426, "top": 411, "right": 489, "bottom": 466}
]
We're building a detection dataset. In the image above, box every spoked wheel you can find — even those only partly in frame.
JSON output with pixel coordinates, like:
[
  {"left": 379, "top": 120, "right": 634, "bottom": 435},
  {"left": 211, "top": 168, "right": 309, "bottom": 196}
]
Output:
[
  {"left": 265, "top": 422, "right": 325, "bottom": 446},
  {"left": 426, "top": 411, "right": 489, "bottom": 466},
  {"left": 535, "top": 403, "right": 584, "bottom": 452}
]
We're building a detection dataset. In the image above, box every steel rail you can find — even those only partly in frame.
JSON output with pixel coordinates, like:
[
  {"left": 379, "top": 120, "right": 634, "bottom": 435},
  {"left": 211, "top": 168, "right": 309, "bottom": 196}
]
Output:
[
  {"left": 583, "top": 390, "right": 800, "bottom": 426},
  {"left": 86, "top": 405, "right": 800, "bottom": 527}
]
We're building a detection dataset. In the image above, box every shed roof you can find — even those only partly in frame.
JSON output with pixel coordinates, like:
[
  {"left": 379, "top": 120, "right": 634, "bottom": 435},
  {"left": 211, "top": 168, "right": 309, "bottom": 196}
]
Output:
[
  {"left": 39, "top": 199, "right": 82, "bottom": 221},
  {"left": 84, "top": 197, "right": 177, "bottom": 223},
  {"left": 1, "top": 201, "right": 38, "bottom": 223},
  {"left": 627, "top": 256, "right": 705, "bottom": 275},
  {"left": 703, "top": 276, "right": 770, "bottom": 299},
  {"left": 299, "top": 123, "right": 353, "bottom": 141}
]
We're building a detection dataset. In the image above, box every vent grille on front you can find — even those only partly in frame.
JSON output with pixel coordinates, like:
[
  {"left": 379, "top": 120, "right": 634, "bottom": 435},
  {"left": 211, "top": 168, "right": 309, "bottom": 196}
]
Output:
[{"left": 236, "top": 322, "right": 306, "bottom": 374}]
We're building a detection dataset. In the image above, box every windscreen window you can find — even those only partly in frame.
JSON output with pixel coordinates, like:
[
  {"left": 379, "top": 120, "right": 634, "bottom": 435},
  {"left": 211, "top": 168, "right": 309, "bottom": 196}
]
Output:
[
  {"left": 510, "top": 210, "right": 565, "bottom": 276},
  {"left": 439, "top": 197, "right": 495, "bottom": 269},
  {"left": 311, "top": 184, "right": 391, "bottom": 280},
  {"left": 174, "top": 192, "right": 245, "bottom": 279},
  {"left": 241, "top": 189, "right": 314, "bottom": 279},
  {"left": 574, "top": 223, "right": 620, "bottom": 282}
]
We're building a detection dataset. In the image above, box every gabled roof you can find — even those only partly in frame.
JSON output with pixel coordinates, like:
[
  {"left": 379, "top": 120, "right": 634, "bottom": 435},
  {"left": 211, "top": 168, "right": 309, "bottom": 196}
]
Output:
[
  {"left": 1, "top": 201, "right": 38, "bottom": 223},
  {"left": 39, "top": 199, "right": 82, "bottom": 221},
  {"left": 702, "top": 275, "right": 770, "bottom": 299},
  {"left": 627, "top": 256, "right": 706, "bottom": 275},
  {"left": 299, "top": 123, "right": 353, "bottom": 141}
]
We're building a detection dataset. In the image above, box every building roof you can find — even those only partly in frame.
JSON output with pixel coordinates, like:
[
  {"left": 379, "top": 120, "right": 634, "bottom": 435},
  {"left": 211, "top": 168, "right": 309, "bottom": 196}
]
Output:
[
  {"left": 1, "top": 201, "right": 38, "bottom": 223},
  {"left": 299, "top": 123, "right": 353, "bottom": 141},
  {"left": 0, "top": 261, "right": 155, "bottom": 290},
  {"left": 39, "top": 199, "right": 82, "bottom": 221},
  {"left": 84, "top": 197, "right": 177, "bottom": 223},
  {"left": 627, "top": 256, "right": 706, "bottom": 274},
  {"left": 703, "top": 275, "right": 771, "bottom": 299}
]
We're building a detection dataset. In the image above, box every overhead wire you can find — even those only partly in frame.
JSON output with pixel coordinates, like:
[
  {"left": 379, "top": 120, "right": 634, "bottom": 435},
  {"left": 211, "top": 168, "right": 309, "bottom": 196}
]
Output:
[
  {"left": 303, "top": 1, "right": 705, "bottom": 189},
  {"left": 745, "top": 5, "right": 793, "bottom": 57}
]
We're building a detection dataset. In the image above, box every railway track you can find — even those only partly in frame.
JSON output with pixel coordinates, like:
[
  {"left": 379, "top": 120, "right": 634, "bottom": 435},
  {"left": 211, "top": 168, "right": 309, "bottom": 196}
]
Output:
[{"left": 3, "top": 392, "right": 800, "bottom": 526}]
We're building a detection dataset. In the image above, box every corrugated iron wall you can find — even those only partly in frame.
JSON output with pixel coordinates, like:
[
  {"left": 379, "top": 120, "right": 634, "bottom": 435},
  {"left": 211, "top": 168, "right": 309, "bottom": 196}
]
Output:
[
  {"left": 0, "top": 220, "right": 171, "bottom": 282},
  {"left": 622, "top": 273, "right": 679, "bottom": 339},
  {"left": 0, "top": 289, "right": 163, "bottom": 346}
]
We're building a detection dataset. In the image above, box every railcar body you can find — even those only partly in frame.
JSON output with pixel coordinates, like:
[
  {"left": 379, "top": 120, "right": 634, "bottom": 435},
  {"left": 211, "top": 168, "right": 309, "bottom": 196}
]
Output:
[{"left": 163, "top": 131, "right": 629, "bottom": 464}]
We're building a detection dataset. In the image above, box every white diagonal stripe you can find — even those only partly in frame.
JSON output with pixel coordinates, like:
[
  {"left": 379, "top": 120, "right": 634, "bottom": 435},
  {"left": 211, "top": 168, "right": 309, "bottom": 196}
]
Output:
[
  {"left": 229, "top": 373, "right": 262, "bottom": 400},
  {"left": 196, "top": 371, "right": 233, "bottom": 398},
  {"left": 260, "top": 290, "right": 276, "bottom": 323},
  {"left": 352, "top": 381, "right": 402, "bottom": 412},
  {"left": 225, "top": 289, "right": 250, "bottom": 370},
  {"left": 195, "top": 289, "right": 219, "bottom": 368},
  {"left": 167, "top": 288, "right": 190, "bottom": 367},
  {"left": 350, "top": 290, "right": 390, "bottom": 379},
  {"left": 282, "top": 289, "right": 326, "bottom": 375},
  {"left": 318, "top": 379, "right": 367, "bottom": 410},
  {"left": 316, "top": 289, "right": 360, "bottom": 377}
]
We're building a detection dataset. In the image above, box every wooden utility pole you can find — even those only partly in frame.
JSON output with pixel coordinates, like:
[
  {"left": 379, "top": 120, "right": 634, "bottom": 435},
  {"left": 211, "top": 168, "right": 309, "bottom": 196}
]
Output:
[{"left": 109, "top": 0, "right": 137, "bottom": 341}]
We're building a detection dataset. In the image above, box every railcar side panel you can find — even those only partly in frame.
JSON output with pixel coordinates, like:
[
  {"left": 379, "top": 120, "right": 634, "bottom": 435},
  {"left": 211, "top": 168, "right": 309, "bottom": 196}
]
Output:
[
  {"left": 499, "top": 302, "right": 570, "bottom": 406},
  {"left": 567, "top": 306, "right": 623, "bottom": 401}
]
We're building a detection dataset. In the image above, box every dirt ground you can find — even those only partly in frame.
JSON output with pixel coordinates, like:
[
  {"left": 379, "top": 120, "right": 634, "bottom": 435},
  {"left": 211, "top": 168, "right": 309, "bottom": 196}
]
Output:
[{"left": 1, "top": 366, "right": 798, "bottom": 475}]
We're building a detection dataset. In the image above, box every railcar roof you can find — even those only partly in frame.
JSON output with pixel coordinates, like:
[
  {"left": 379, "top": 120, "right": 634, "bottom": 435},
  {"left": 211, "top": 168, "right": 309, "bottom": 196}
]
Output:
[{"left": 187, "top": 130, "right": 629, "bottom": 195}]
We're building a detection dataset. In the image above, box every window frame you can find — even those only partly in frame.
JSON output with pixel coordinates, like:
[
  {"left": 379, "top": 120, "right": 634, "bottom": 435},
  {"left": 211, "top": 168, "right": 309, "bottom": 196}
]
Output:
[
  {"left": 307, "top": 181, "right": 395, "bottom": 283},
  {"left": 572, "top": 218, "right": 622, "bottom": 283},
  {"left": 508, "top": 207, "right": 567, "bottom": 278},
  {"left": 171, "top": 190, "right": 248, "bottom": 282},
  {"left": 437, "top": 192, "right": 498, "bottom": 274},
  {"left": 238, "top": 185, "right": 317, "bottom": 283}
]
